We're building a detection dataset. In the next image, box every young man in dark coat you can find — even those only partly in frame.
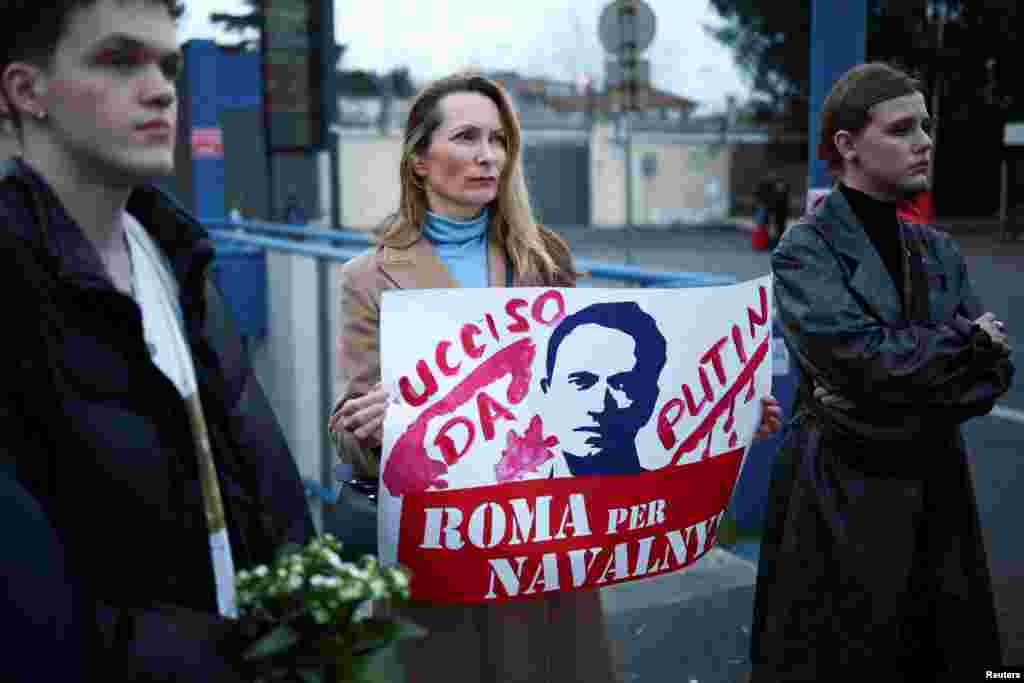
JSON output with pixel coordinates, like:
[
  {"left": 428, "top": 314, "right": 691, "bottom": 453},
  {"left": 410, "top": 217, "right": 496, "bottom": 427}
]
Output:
[
  {"left": 0, "top": 1, "right": 314, "bottom": 680},
  {"left": 749, "top": 63, "right": 1014, "bottom": 679}
]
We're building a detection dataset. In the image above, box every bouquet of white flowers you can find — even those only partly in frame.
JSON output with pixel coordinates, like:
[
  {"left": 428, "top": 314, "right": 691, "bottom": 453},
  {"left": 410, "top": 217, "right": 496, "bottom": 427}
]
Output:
[{"left": 235, "top": 534, "right": 424, "bottom": 682}]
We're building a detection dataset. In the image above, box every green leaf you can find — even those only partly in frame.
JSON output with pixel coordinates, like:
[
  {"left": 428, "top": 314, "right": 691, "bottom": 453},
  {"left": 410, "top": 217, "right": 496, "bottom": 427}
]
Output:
[
  {"left": 351, "top": 617, "right": 426, "bottom": 653},
  {"left": 349, "top": 644, "right": 406, "bottom": 683},
  {"left": 274, "top": 543, "right": 304, "bottom": 561},
  {"left": 243, "top": 623, "right": 301, "bottom": 661},
  {"left": 391, "top": 617, "right": 428, "bottom": 642},
  {"left": 296, "top": 667, "right": 323, "bottom": 683}
]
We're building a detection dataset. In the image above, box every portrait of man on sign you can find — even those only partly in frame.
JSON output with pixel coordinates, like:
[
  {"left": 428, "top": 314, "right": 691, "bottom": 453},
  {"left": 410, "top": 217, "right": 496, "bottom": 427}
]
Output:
[{"left": 540, "top": 301, "right": 668, "bottom": 477}]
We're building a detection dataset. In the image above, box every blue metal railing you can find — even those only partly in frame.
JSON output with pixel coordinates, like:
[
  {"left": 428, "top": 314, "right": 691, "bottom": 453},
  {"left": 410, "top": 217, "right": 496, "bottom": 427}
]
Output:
[
  {"left": 205, "top": 218, "right": 738, "bottom": 288},
  {"left": 209, "top": 227, "right": 364, "bottom": 262}
]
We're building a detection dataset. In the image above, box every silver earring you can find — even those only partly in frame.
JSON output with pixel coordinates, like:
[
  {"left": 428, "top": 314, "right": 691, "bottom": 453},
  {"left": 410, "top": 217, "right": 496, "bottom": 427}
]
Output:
[{"left": 34, "top": 110, "right": 47, "bottom": 121}]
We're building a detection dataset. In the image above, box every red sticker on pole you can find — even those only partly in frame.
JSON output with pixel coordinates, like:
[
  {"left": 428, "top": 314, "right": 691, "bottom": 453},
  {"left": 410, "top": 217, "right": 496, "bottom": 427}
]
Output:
[{"left": 191, "top": 127, "right": 224, "bottom": 159}]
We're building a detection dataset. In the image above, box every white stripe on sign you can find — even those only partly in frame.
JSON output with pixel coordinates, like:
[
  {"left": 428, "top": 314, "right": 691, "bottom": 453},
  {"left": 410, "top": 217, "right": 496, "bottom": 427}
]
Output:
[{"left": 991, "top": 405, "right": 1024, "bottom": 425}]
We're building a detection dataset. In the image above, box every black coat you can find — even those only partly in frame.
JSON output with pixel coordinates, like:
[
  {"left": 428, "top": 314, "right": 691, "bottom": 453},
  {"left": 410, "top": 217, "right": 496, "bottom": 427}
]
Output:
[
  {"left": 750, "top": 190, "right": 1014, "bottom": 679},
  {"left": 0, "top": 159, "right": 315, "bottom": 681},
  {"left": 0, "top": 465, "right": 84, "bottom": 682}
]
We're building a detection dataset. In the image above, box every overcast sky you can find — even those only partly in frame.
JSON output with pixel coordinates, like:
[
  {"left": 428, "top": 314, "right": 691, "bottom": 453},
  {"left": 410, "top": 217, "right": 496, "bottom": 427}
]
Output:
[{"left": 178, "top": 0, "right": 751, "bottom": 113}]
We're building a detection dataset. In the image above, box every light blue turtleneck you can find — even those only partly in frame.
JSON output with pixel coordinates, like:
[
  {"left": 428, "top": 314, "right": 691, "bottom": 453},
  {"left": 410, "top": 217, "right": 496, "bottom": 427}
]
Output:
[{"left": 422, "top": 208, "right": 490, "bottom": 288}]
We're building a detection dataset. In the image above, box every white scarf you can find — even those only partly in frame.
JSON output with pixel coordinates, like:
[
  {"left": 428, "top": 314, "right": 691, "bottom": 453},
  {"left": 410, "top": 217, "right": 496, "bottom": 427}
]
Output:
[{"left": 124, "top": 212, "right": 238, "bottom": 619}]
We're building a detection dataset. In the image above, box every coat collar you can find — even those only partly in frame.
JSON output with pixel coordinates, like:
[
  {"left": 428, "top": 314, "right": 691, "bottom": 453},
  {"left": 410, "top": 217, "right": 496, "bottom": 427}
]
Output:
[
  {"left": 812, "top": 189, "right": 910, "bottom": 324},
  {"left": 375, "top": 229, "right": 509, "bottom": 290},
  {"left": 0, "top": 157, "right": 214, "bottom": 298}
]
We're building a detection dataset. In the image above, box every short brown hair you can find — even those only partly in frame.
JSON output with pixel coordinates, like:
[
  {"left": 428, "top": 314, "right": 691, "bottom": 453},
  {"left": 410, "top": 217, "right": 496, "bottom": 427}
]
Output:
[
  {"left": 818, "top": 62, "right": 921, "bottom": 172},
  {"left": 0, "top": 0, "right": 184, "bottom": 135}
]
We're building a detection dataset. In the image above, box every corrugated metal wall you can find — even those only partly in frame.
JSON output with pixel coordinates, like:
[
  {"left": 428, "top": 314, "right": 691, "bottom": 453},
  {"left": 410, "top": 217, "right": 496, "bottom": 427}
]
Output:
[{"left": 521, "top": 138, "right": 590, "bottom": 227}]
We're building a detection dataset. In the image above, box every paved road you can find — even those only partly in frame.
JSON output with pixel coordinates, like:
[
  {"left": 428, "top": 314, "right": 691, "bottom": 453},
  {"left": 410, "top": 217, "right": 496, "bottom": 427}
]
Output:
[{"left": 559, "top": 223, "right": 1024, "bottom": 678}]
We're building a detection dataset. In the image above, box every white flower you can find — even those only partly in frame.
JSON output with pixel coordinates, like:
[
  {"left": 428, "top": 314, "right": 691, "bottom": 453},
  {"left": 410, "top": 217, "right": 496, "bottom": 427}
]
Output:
[
  {"left": 338, "top": 583, "right": 365, "bottom": 602},
  {"left": 348, "top": 568, "right": 370, "bottom": 582},
  {"left": 253, "top": 566, "right": 269, "bottom": 578},
  {"left": 324, "top": 549, "right": 344, "bottom": 570},
  {"left": 387, "top": 568, "right": 410, "bottom": 591},
  {"left": 288, "top": 575, "right": 302, "bottom": 592},
  {"left": 368, "top": 578, "right": 388, "bottom": 599}
]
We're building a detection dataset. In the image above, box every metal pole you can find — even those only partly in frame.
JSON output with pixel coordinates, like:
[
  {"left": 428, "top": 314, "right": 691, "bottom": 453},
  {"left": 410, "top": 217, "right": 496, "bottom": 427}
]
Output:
[
  {"left": 807, "top": 0, "right": 867, "bottom": 192},
  {"left": 624, "top": 110, "right": 634, "bottom": 265},
  {"left": 928, "top": 3, "right": 946, "bottom": 196},
  {"left": 317, "top": 256, "right": 333, "bottom": 526},
  {"left": 1000, "top": 159, "right": 1009, "bottom": 241}
]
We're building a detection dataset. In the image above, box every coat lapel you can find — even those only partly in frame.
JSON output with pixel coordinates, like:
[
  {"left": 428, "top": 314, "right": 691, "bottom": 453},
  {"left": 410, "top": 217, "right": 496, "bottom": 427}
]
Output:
[
  {"left": 817, "top": 191, "right": 904, "bottom": 324},
  {"left": 376, "top": 237, "right": 459, "bottom": 290},
  {"left": 376, "top": 229, "right": 512, "bottom": 290}
]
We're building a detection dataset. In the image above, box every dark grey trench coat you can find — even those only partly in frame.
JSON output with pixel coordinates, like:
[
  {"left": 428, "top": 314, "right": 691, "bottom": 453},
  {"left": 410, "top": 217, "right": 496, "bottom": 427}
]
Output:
[{"left": 750, "top": 190, "right": 1014, "bottom": 680}]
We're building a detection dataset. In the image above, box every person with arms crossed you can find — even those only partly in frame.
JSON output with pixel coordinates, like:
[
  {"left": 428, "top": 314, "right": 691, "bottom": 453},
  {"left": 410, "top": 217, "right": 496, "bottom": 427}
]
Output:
[
  {"left": 749, "top": 62, "right": 1014, "bottom": 680},
  {"left": 0, "top": 1, "right": 314, "bottom": 679}
]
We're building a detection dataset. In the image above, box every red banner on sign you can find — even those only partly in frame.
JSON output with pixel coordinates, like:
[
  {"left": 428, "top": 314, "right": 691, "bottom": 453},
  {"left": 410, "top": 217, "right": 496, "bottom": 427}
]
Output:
[{"left": 397, "top": 447, "right": 744, "bottom": 604}]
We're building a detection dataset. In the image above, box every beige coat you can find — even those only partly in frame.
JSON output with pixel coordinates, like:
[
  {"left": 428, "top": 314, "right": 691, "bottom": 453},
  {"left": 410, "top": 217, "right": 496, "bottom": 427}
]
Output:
[
  {"left": 332, "top": 232, "right": 512, "bottom": 478},
  {"left": 331, "top": 228, "right": 619, "bottom": 683}
]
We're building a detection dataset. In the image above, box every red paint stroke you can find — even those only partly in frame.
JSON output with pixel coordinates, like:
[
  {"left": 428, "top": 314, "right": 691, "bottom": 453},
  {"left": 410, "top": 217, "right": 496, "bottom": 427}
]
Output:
[
  {"left": 436, "top": 341, "right": 461, "bottom": 377},
  {"left": 670, "top": 337, "right": 769, "bottom": 466},
  {"left": 434, "top": 416, "right": 476, "bottom": 466},
  {"left": 383, "top": 338, "right": 536, "bottom": 497},
  {"left": 494, "top": 415, "right": 559, "bottom": 482},
  {"left": 400, "top": 359, "right": 439, "bottom": 407},
  {"left": 747, "top": 285, "right": 769, "bottom": 340},
  {"left": 485, "top": 313, "right": 500, "bottom": 341}
]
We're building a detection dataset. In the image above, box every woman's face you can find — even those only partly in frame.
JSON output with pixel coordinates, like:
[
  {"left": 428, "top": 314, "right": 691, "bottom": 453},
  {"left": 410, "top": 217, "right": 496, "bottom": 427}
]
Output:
[{"left": 414, "top": 91, "right": 508, "bottom": 220}]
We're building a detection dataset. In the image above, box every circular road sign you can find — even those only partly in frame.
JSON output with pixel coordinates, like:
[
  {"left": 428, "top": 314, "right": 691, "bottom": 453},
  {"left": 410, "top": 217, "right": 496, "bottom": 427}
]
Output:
[{"left": 599, "top": 0, "right": 657, "bottom": 54}]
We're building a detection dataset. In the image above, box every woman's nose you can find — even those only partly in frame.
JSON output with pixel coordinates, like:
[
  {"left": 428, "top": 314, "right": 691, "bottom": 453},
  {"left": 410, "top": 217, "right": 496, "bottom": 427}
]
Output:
[{"left": 477, "top": 141, "right": 497, "bottom": 164}]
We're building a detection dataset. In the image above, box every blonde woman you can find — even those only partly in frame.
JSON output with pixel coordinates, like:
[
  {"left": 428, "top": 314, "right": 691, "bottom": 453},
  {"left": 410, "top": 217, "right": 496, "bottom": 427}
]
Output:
[{"left": 329, "top": 73, "right": 781, "bottom": 682}]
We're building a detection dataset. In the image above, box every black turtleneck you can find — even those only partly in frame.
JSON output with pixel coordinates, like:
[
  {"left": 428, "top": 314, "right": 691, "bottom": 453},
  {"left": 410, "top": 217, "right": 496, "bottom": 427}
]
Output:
[{"left": 839, "top": 183, "right": 905, "bottom": 306}]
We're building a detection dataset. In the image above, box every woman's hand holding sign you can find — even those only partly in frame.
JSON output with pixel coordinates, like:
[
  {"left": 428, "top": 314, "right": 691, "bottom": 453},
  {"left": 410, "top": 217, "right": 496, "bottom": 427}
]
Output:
[{"left": 330, "top": 383, "right": 390, "bottom": 449}]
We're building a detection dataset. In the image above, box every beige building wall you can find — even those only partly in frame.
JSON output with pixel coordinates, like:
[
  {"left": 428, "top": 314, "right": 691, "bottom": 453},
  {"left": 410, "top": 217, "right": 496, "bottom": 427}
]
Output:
[
  {"left": 337, "top": 123, "right": 737, "bottom": 231},
  {"left": 591, "top": 123, "right": 734, "bottom": 227},
  {"left": 336, "top": 130, "right": 403, "bottom": 231},
  {"left": 590, "top": 123, "right": 629, "bottom": 227}
]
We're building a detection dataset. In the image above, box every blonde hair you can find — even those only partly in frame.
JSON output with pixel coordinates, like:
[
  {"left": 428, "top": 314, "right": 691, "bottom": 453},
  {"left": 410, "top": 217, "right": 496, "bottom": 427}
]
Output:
[{"left": 382, "top": 73, "right": 573, "bottom": 283}]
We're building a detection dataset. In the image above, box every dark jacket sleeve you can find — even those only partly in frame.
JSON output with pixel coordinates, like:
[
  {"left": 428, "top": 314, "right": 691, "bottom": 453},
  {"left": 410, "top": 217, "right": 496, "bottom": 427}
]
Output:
[
  {"left": 772, "top": 225, "right": 1012, "bottom": 412},
  {"left": 201, "top": 277, "right": 316, "bottom": 550},
  {"left": 0, "top": 465, "right": 85, "bottom": 683},
  {"left": 0, "top": 375, "right": 248, "bottom": 682}
]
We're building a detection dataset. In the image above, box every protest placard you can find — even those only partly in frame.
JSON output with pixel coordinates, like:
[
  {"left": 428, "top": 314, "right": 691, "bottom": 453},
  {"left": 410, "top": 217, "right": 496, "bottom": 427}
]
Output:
[{"left": 378, "top": 277, "right": 772, "bottom": 604}]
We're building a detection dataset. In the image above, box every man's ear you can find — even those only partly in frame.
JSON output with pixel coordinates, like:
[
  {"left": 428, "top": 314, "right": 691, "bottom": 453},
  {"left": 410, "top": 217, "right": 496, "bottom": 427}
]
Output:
[
  {"left": 833, "top": 129, "right": 858, "bottom": 165},
  {"left": 1, "top": 62, "right": 47, "bottom": 120},
  {"left": 540, "top": 378, "right": 550, "bottom": 394}
]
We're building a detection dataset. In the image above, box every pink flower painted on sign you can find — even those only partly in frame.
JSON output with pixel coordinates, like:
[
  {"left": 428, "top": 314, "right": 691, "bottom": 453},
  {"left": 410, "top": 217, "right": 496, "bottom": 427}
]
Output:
[{"left": 494, "top": 415, "right": 559, "bottom": 482}]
